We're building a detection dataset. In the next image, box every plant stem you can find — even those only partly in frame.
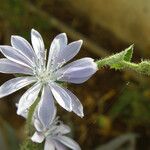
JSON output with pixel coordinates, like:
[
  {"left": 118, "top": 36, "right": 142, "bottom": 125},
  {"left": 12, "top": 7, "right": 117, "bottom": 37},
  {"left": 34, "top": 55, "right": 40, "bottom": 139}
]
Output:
[
  {"left": 26, "top": 97, "right": 40, "bottom": 136},
  {"left": 20, "top": 98, "right": 40, "bottom": 150}
]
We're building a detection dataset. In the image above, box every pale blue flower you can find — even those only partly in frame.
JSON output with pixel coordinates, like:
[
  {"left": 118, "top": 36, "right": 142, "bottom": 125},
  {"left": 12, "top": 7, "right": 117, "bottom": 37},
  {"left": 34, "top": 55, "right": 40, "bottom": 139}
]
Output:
[
  {"left": 31, "top": 116, "right": 81, "bottom": 150},
  {"left": 0, "top": 29, "right": 97, "bottom": 127}
]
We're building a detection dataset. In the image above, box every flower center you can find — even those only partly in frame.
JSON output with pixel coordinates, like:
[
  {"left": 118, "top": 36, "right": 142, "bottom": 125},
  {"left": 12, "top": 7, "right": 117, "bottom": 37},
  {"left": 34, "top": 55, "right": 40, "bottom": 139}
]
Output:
[
  {"left": 37, "top": 70, "right": 57, "bottom": 85},
  {"left": 32, "top": 57, "right": 57, "bottom": 84},
  {"left": 38, "top": 71, "right": 49, "bottom": 83},
  {"left": 33, "top": 65, "right": 54, "bottom": 84}
]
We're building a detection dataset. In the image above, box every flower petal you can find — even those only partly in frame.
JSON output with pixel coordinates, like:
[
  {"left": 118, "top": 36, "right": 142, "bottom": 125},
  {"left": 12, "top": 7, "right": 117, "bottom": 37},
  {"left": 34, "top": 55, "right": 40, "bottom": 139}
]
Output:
[
  {"left": 0, "top": 58, "right": 33, "bottom": 75},
  {"left": 57, "top": 40, "right": 82, "bottom": 64},
  {"left": 54, "top": 135, "right": 81, "bottom": 150},
  {"left": 54, "top": 140, "right": 67, "bottom": 150},
  {"left": 51, "top": 84, "right": 83, "bottom": 117},
  {"left": 31, "top": 132, "right": 45, "bottom": 143},
  {"left": 19, "top": 109, "right": 28, "bottom": 118},
  {"left": 11, "top": 35, "right": 36, "bottom": 61},
  {"left": 38, "top": 85, "right": 56, "bottom": 128},
  {"left": 50, "top": 83, "right": 72, "bottom": 112},
  {"left": 44, "top": 139, "right": 55, "bottom": 150},
  {"left": 62, "top": 88, "right": 84, "bottom": 118},
  {"left": 56, "top": 57, "right": 98, "bottom": 84},
  {"left": 47, "top": 33, "right": 67, "bottom": 70},
  {"left": 0, "top": 77, "right": 36, "bottom": 98},
  {"left": 0, "top": 46, "right": 33, "bottom": 68},
  {"left": 17, "top": 83, "right": 41, "bottom": 116},
  {"left": 56, "top": 124, "right": 71, "bottom": 134},
  {"left": 31, "top": 29, "right": 45, "bottom": 59},
  {"left": 48, "top": 33, "right": 82, "bottom": 71},
  {"left": 16, "top": 103, "right": 28, "bottom": 118},
  {"left": 34, "top": 117, "right": 45, "bottom": 132}
]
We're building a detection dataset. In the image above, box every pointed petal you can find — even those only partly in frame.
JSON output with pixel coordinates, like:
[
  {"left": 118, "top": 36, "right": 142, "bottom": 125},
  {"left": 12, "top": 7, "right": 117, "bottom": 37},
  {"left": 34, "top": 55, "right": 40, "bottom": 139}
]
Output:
[
  {"left": 15, "top": 103, "right": 26, "bottom": 118},
  {"left": 56, "top": 57, "right": 98, "bottom": 84},
  {"left": 44, "top": 139, "right": 55, "bottom": 150},
  {"left": 0, "top": 58, "right": 33, "bottom": 75},
  {"left": 50, "top": 83, "right": 72, "bottom": 112},
  {"left": 0, "top": 46, "right": 33, "bottom": 68},
  {"left": 11, "top": 35, "right": 36, "bottom": 61},
  {"left": 58, "top": 40, "right": 82, "bottom": 64},
  {"left": 19, "top": 109, "right": 28, "bottom": 118},
  {"left": 62, "top": 88, "right": 84, "bottom": 118},
  {"left": 49, "top": 39, "right": 82, "bottom": 71},
  {"left": 54, "top": 136, "right": 81, "bottom": 150},
  {"left": 34, "top": 118, "right": 45, "bottom": 132},
  {"left": 31, "top": 29, "right": 45, "bottom": 59},
  {"left": 17, "top": 83, "right": 41, "bottom": 116},
  {"left": 16, "top": 103, "right": 28, "bottom": 118},
  {"left": 54, "top": 141, "right": 67, "bottom": 150},
  {"left": 47, "top": 33, "right": 67, "bottom": 69},
  {"left": 38, "top": 85, "right": 56, "bottom": 128},
  {"left": 31, "top": 132, "right": 45, "bottom": 143},
  {"left": 0, "top": 77, "right": 36, "bottom": 98}
]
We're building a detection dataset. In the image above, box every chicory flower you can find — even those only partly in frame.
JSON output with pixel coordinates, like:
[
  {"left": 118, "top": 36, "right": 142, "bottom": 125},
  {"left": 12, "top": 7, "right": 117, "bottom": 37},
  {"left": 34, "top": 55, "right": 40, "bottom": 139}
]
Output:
[
  {"left": 0, "top": 29, "right": 97, "bottom": 127},
  {"left": 31, "top": 116, "right": 81, "bottom": 150}
]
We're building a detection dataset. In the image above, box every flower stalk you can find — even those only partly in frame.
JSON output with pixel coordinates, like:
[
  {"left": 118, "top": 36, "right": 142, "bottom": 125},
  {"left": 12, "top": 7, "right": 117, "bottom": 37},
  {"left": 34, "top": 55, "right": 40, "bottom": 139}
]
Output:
[
  {"left": 19, "top": 98, "right": 41, "bottom": 150},
  {"left": 26, "top": 97, "right": 40, "bottom": 136},
  {"left": 96, "top": 45, "right": 150, "bottom": 76},
  {"left": 96, "top": 45, "right": 134, "bottom": 69}
]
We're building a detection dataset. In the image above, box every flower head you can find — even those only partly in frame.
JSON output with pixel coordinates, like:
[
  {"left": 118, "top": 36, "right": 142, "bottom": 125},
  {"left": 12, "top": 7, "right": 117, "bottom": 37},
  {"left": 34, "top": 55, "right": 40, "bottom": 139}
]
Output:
[
  {"left": 31, "top": 116, "right": 81, "bottom": 150},
  {"left": 0, "top": 29, "right": 97, "bottom": 127}
]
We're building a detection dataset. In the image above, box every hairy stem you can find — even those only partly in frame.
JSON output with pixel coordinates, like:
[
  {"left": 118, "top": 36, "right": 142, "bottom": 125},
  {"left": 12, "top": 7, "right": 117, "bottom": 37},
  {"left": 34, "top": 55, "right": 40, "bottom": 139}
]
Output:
[
  {"left": 26, "top": 97, "right": 40, "bottom": 135},
  {"left": 96, "top": 45, "right": 150, "bottom": 75},
  {"left": 20, "top": 98, "right": 40, "bottom": 150}
]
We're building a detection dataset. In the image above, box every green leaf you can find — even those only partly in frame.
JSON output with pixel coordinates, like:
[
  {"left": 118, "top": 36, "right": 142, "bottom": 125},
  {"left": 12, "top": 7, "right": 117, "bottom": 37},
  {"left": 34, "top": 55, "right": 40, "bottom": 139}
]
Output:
[
  {"left": 96, "top": 45, "right": 134, "bottom": 70},
  {"left": 123, "top": 45, "right": 133, "bottom": 62}
]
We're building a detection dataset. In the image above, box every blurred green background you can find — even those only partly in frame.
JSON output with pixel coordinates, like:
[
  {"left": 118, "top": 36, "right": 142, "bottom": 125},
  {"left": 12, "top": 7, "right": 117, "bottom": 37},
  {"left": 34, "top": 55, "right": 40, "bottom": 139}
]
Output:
[{"left": 0, "top": 0, "right": 150, "bottom": 149}]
